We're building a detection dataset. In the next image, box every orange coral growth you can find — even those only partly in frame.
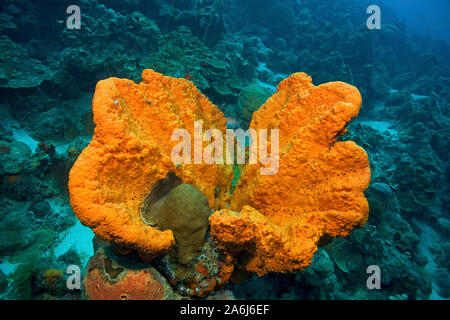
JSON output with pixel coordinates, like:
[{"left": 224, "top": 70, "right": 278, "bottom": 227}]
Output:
[
  {"left": 209, "top": 73, "right": 371, "bottom": 276},
  {"left": 68, "top": 69, "right": 233, "bottom": 260}
]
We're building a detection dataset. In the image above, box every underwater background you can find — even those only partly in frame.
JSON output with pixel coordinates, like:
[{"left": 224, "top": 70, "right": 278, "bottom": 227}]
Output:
[{"left": 0, "top": 0, "right": 448, "bottom": 300}]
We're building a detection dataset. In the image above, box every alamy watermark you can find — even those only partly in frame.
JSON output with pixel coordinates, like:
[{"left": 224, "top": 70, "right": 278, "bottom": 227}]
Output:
[
  {"left": 171, "top": 121, "right": 279, "bottom": 175},
  {"left": 366, "top": 265, "right": 381, "bottom": 290},
  {"left": 66, "top": 265, "right": 81, "bottom": 290},
  {"left": 66, "top": 5, "right": 81, "bottom": 30},
  {"left": 367, "top": 5, "right": 381, "bottom": 30}
]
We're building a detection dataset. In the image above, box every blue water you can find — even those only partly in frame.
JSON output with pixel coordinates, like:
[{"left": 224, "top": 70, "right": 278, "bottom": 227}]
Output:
[{"left": 388, "top": 0, "right": 450, "bottom": 43}]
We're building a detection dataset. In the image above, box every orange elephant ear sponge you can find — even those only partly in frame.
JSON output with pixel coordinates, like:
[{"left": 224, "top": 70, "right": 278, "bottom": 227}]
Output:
[
  {"left": 209, "top": 73, "right": 371, "bottom": 276},
  {"left": 68, "top": 69, "right": 233, "bottom": 260}
]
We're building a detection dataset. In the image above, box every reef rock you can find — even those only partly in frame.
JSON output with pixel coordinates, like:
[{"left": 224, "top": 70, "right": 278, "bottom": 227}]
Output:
[{"left": 0, "top": 35, "right": 53, "bottom": 88}]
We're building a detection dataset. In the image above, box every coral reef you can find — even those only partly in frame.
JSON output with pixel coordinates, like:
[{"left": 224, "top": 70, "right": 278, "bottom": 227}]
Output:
[
  {"left": 238, "top": 81, "right": 272, "bottom": 126},
  {"left": 0, "top": 35, "right": 53, "bottom": 88}
]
